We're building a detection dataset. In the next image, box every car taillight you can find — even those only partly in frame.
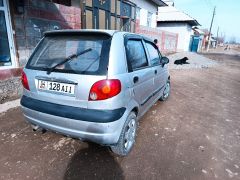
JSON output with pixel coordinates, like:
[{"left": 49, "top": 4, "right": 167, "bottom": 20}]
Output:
[
  {"left": 21, "top": 71, "right": 30, "bottom": 90},
  {"left": 89, "top": 79, "right": 121, "bottom": 101}
]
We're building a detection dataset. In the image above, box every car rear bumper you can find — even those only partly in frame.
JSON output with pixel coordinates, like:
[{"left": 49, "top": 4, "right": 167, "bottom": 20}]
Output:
[
  {"left": 21, "top": 96, "right": 127, "bottom": 145},
  {"left": 21, "top": 95, "right": 126, "bottom": 123}
]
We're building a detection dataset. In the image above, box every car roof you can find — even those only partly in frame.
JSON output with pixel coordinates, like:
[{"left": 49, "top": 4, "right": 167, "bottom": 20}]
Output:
[
  {"left": 44, "top": 29, "right": 119, "bottom": 36},
  {"left": 44, "top": 29, "right": 154, "bottom": 43}
]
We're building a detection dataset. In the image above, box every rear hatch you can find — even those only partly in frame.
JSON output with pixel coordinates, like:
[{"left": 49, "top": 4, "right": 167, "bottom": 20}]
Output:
[{"left": 24, "top": 31, "right": 112, "bottom": 108}]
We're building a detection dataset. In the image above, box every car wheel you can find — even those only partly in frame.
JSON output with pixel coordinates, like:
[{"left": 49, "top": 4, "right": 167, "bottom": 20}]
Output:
[
  {"left": 110, "top": 112, "right": 137, "bottom": 156},
  {"left": 160, "top": 80, "right": 170, "bottom": 101}
]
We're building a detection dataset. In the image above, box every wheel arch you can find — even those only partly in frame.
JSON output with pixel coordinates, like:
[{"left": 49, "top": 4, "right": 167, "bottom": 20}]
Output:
[{"left": 131, "top": 107, "right": 139, "bottom": 116}]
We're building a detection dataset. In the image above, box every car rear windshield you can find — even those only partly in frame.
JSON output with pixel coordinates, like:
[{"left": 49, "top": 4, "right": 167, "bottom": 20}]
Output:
[{"left": 26, "top": 33, "right": 111, "bottom": 75}]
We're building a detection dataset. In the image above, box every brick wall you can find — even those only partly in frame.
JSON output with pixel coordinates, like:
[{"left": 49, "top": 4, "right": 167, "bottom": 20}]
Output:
[
  {"left": 135, "top": 19, "right": 178, "bottom": 55},
  {"left": 12, "top": 0, "right": 81, "bottom": 66},
  {"left": 0, "top": 0, "right": 81, "bottom": 103}
]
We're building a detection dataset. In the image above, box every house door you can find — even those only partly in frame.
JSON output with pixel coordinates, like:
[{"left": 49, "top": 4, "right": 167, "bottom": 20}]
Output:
[
  {"left": 0, "top": 0, "right": 16, "bottom": 68},
  {"left": 190, "top": 36, "right": 200, "bottom": 52}
]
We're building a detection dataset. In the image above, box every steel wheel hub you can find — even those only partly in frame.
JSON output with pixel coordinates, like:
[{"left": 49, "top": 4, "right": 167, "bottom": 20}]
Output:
[
  {"left": 124, "top": 118, "right": 136, "bottom": 151},
  {"left": 163, "top": 82, "right": 170, "bottom": 98}
]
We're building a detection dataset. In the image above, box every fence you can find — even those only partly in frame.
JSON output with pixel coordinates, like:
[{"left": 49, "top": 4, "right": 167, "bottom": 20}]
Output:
[{"left": 136, "top": 24, "right": 178, "bottom": 54}]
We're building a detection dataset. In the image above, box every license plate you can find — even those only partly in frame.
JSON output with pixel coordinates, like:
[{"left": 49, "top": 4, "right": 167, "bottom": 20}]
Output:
[{"left": 38, "top": 80, "right": 75, "bottom": 95}]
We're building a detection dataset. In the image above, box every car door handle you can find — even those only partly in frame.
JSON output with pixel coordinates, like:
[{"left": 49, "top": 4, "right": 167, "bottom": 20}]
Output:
[
  {"left": 154, "top": 70, "right": 157, "bottom": 74},
  {"left": 133, "top": 76, "right": 139, "bottom": 84}
]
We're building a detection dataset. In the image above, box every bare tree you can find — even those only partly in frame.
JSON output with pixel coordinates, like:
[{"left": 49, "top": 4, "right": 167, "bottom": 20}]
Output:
[
  {"left": 229, "top": 36, "right": 237, "bottom": 44},
  {"left": 215, "top": 32, "right": 225, "bottom": 44}
]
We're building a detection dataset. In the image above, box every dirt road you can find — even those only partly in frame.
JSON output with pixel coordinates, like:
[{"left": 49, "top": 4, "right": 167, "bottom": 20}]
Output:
[{"left": 0, "top": 51, "right": 239, "bottom": 180}]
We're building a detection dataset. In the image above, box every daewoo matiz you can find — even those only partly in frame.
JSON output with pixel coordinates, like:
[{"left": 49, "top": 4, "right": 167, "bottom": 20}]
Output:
[{"left": 21, "top": 30, "right": 170, "bottom": 156}]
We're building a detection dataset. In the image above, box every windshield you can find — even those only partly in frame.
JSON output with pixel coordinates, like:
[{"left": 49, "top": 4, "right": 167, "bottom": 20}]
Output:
[{"left": 26, "top": 34, "right": 111, "bottom": 75}]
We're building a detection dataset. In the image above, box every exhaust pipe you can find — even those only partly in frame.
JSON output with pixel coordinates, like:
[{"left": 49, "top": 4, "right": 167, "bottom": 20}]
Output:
[
  {"left": 41, "top": 129, "right": 47, "bottom": 134},
  {"left": 31, "top": 124, "right": 47, "bottom": 134},
  {"left": 31, "top": 124, "right": 39, "bottom": 131}
]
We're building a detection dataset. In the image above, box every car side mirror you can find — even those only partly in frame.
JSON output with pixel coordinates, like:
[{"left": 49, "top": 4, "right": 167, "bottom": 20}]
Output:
[{"left": 161, "top": 57, "right": 169, "bottom": 67}]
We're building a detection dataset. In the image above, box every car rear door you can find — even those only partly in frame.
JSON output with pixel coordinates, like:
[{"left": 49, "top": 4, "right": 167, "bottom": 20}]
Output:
[
  {"left": 124, "top": 35, "right": 154, "bottom": 115},
  {"left": 144, "top": 40, "right": 165, "bottom": 98},
  {"left": 23, "top": 32, "right": 111, "bottom": 109}
]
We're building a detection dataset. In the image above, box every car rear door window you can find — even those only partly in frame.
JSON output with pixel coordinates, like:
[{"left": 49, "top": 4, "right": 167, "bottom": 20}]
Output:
[
  {"left": 126, "top": 39, "right": 148, "bottom": 71},
  {"left": 26, "top": 34, "right": 111, "bottom": 75},
  {"left": 145, "top": 42, "right": 161, "bottom": 66}
]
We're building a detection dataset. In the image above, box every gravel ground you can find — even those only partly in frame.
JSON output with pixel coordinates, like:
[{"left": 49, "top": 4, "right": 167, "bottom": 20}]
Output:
[
  {"left": 0, "top": 49, "right": 239, "bottom": 180},
  {"left": 0, "top": 77, "right": 22, "bottom": 104},
  {"left": 0, "top": 99, "right": 20, "bottom": 114},
  {"left": 167, "top": 52, "right": 218, "bottom": 70}
]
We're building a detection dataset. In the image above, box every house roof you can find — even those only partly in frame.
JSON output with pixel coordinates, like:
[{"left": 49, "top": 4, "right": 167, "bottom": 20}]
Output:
[
  {"left": 150, "top": 0, "right": 168, "bottom": 6},
  {"left": 157, "top": 6, "right": 200, "bottom": 26},
  {"left": 193, "top": 28, "right": 205, "bottom": 35}
]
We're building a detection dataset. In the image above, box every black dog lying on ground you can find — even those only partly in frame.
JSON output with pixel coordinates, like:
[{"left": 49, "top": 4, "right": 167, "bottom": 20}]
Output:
[{"left": 174, "top": 57, "right": 189, "bottom": 65}]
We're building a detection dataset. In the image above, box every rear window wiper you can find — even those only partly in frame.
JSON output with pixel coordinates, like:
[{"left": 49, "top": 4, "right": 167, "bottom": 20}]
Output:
[{"left": 47, "top": 48, "right": 92, "bottom": 75}]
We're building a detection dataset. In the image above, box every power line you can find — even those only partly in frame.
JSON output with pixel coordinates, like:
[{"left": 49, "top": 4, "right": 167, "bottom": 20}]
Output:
[
  {"left": 207, "top": 0, "right": 213, "bottom": 7},
  {"left": 204, "top": 0, "right": 213, "bottom": 9},
  {"left": 204, "top": 0, "right": 210, "bottom": 9}
]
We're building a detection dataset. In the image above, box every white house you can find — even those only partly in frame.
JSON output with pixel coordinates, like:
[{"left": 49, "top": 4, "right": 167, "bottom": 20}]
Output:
[
  {"left": 131, "top": 0, "right": 167, "bottom": 28},
  {"left": 157, "top": 4, "right": 200, "bottom": 51}
]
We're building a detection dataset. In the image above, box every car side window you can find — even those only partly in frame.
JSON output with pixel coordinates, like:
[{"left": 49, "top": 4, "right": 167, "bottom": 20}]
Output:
[
  {"left": 126, "top": 39, "right": 148, "bottom": 71},
  {"left": 145, "top": 42, "right": 161, "bottom": 66}
]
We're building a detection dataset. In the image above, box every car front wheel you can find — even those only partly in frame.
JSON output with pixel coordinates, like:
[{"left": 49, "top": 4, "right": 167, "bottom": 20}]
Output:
[{"left": 160, "top": 80, "right": 170, "bottom": 101}]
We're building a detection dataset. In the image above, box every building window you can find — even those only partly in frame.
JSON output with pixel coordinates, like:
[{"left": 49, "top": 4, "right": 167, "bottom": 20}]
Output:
[
  {"left": 147, "top": 12, "right": 152, "bottom": 27},
  {"left": 0, "top": 0, "right": 16, "bottom": 68},
  {"left": 84, "top": 0, "right": 136, "bottom": 32},
  {"left": 136, "top": 7, "right": 140, "bottom": 19},
  {"left": 0, "top": 11, "right": 11, "bottom": 66}
]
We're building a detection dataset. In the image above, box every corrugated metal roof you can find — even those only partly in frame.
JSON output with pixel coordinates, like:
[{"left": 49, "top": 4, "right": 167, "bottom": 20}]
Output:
[{"left": 157, "top": 6, "right": 200, "bottom": 26}]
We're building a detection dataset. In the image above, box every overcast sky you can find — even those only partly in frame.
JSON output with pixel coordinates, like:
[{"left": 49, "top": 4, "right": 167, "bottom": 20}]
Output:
[{"left": 174, "top": 0, "right": 240, "bottom": 42}]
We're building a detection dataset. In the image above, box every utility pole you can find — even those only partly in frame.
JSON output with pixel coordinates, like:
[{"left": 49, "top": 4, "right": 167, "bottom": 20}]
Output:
[
  {"left": 216, "top": 26, "right": 219, "bottom": 48},
  {"left": 207, "top": 6, "right": 216, "bottom": 52}
]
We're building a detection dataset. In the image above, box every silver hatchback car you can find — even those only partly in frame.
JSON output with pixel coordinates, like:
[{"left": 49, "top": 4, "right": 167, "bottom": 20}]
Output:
[{"left": 21, "top": 30, "right": 170, "bottom": 156}]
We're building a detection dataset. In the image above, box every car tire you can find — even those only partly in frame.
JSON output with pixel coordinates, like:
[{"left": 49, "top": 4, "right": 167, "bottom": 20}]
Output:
[
  {"left": 110, "top": 112, "right": 137, "bottom": 156},
  {"left": 160, "top": 80, "right": 170, "bottom": 101}
]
